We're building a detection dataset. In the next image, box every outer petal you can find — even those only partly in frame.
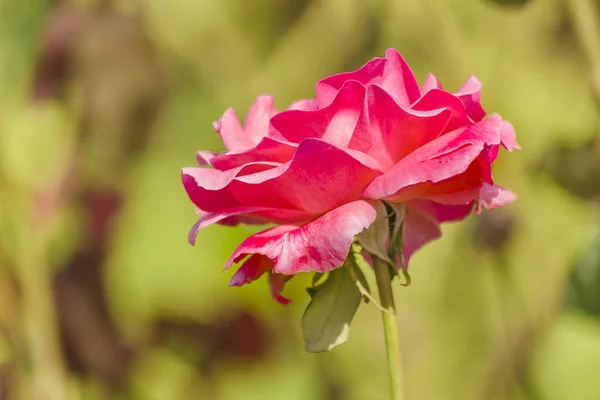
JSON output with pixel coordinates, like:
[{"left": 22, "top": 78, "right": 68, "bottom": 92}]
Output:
[
  {"left": 499, "top": 121, "right": 521, "bottom": 152},
  {"left": 356, "top": 85, "right": 451, "bottom": 170},
  {"left": 229, "top": 254, "right": 272, "bottom": 286},
  {"left": 420, "top": 73, "right": 443, "bottom": 95},
  {"left": 243, "top": 95, "right": 277, "bottom": 144},
  {"left": 208, "top": 137, "right": 298, "bottom": 170},
  {"left": 183, "top": 139, "right": 381, "bottom": 215},
  {"left": 271, "top": 81, "right": 365, "bottom": 147},
  {"left": 479, "top": 183, "right": 517, "bottom": 210},
  {"left": 288, "top": 98, "right": 319, "bottom": 111},
  {"left": 363, "top": 115, "right": 503, "bottom": 201},
  {"left": 411, "top": 89, "right": 471, "bottom": 133},
  {"left": 402, "top": 205, "right": 441, "bottom": 267},
  {"left": 406, "top": 199, "right": 473, "bottom": 223},
  {"left": 213, "top": 95, "right": 276, "bottom": 151},
  {"left": 316, "top": 48, "right": 420, "bottom": 108},
  {"left": 454, "top": 76, "right": 486, "bottom": 122},
  {"left": 225, "top": 200, "right": 377, "bottom": 275},
  {"left": 182, "top": 162, "right": 280, "bottom": 212},
  {"left": 214, "top": 108, "right": 251, "bottom": 151},
  {"left": 230, "top": 138, "right": 382, "bottom": 214},
  {"left": 187, "top": 207, "right": 317, "bottom": 245}
]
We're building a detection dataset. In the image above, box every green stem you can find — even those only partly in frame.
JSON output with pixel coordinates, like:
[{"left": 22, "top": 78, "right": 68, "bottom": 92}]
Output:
[{"left": 372, "top": 255, "right": 405, "bottom": 400}]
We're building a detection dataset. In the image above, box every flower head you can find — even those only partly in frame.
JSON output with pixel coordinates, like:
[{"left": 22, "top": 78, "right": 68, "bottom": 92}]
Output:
[{"left": 182, "top": 49, "right": 519, "bottom": 303}]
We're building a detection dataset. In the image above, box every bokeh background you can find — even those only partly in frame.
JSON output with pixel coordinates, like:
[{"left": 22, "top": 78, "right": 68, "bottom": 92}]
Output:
[{"left": 2, "top": 0, "right": 600, "bottom": 399}]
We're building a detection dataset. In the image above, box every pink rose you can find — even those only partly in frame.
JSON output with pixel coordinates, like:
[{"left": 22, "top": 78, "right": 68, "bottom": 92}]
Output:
[{"left": 182, "top": 49, "right": 519, "bottom": 304}]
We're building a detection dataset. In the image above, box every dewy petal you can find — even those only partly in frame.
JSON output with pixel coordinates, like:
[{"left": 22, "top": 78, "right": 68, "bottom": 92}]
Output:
[
  {"left": 420, "top": 73, "right": 443, "bottom": 95},
  {"left": 316, "top": 48, "right": 420, "bottom": 108},
  {"left": 360, "top": 85, "right": 451, "bottom": 170},
  {"left": 402, "top": 205, "right": 441, "bottom": 267},
  {"left": 363, "top": 114, "right": 503, "bottom": 201},
  {"left": 224, "top": 200, "right": 377, "bottom": 275},
  {"left": 231, "top": 138, "right": 381, "bottom": 214},
  {"left": 455, "top": 76, "right": 486, "bottom": 122},
  {"left": 271, "top": 81, "right": 365, "bottom": 147}
]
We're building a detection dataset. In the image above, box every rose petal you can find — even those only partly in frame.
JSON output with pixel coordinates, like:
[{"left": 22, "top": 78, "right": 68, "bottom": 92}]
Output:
[
  {"left": 244, "top": 95, "right": 277, "bottom": 144},
  {"left": 268, "top": 272, "right": 293, "bottom": 304},
  {"left": 407, "top": 199, "right": 474, "bottom": 223},
  {"left": 420, "top": 73, "right": 443, "bottom": 95},
  {"left": 271, "top": 81, "right": 365, "bottom": 147},
  {"left": 214, "top": 95, "right": 277, "bottom": 151},
  {"left": 230, "top": 138, "right": 381, "bottom": 214},
  {"left": 229, "top": 254, "right": 272, "bottom": 286},
  {"left": 182, "top": 162, "right": 280, "bottom": 212},
  {"left": 208, "top": 137, "right": 298, "bottom": 170},
  {"left": 224, "top": 200, "right": 377, "bottom": 275},
  {"left": 411, "top": 89, "right": 471, "bottom": 133},
  {"left": 455, "top": 76, "right": 486, "bottom": 122},
  {"left": 479, "top": 183, "right": 517, "bottom": 210},
  {"left": 402, "top": 205, "right": 442, "bottom": 267},
  {"left": 187, "top": 207, "right": 316, "bottom": 245},
  {"left": 364, "top": 115, "right": 503, "bottom": 201},
  {"left": 499, "top": 120, "right": 521, "bottom": 151},
  {"left": 316, "top": 48, "right": 420, "bottom": 108},
  {"left": 357, "top": 85, "right": 451, "bottom": 170}
]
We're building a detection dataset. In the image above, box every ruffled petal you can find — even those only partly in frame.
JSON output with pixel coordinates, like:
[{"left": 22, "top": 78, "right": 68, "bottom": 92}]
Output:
[
  {"left": 411, "top": 89, "right": 471, "bottom": 133},
  {"left": 243, "top": 95, "right": 277, "bottom": 144},
  {"left": 208, "top": 137, "right": 298, "bottom": 170},
  {"left": 499, "top": 120, "right": 521, "bottom": 152},
  {"left": 268, "top": 272, "right": 293, "bottom": 304},
  {"left": 181, "top": 162, "right": 279, "bottom": 212},
  {"left": 454, "top": 76, "right": 486, "bottom": 122},
  {"left": 357, "top": 85, "right": 451, "bottom": 170},
  {"left": 316, "top": 48, "right": 420, "bottom": 108},
  {"left": 271, "top": 81, "right": 365, "bottom": 147},
  {"left": 230, "top": 139, "right": 382, "bottom": 214},
  {"left": 187, "top": 207, "right": 316, "bottom": 245},
  {"left": 478, "top": 183, "right": 517, "bottom": 210},
  {"left": 213, "top": 95, "right": 277, "bottom": 151},
  {"left": 402, "top": 205, "right": 441, "bottom": 267},
  {"left": 228, "top": 254, "right": 272, "bottom": 286},
  {"left": 420, "top": 73, "right": 443, "bottom": 95},
  {"left": 406, "top": 199, "right": 474, "bottom": 223},
  {"left": 363, "top": 115, "right": 503, "bottom": 201},
  {"left": 225, "top": 200, "right": 377, "bottom": 275}
]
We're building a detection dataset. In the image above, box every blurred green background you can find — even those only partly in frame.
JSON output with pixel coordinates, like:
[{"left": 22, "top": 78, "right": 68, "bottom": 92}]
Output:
[{"left": 2, "top": 0, "right": 600, "bottom": 399}]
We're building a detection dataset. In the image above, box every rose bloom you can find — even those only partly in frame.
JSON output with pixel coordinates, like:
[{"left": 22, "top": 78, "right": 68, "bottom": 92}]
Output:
[{"left": 182, "top": 49, "right": 519, "bottom": 304}]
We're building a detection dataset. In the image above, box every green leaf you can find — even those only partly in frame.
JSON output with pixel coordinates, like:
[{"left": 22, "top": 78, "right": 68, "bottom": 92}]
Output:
[{"left": 301, "top": 266, "right": 363, "bottom": 353}]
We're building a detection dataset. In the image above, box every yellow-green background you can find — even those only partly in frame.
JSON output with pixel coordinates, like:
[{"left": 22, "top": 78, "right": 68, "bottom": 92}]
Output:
[{"left": 1, "top": 0, "right": 600, "bottom": 399}]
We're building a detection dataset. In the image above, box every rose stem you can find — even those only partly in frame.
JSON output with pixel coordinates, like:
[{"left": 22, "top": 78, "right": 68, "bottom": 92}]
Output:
[{"left": 372, "top": 255, "right": 405, "bottom": 400}]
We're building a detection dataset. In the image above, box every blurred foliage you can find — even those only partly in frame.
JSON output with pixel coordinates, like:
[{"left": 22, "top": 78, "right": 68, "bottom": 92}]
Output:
[{"left": 2, "top": 0, "right": 600, "bottom": 399}]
